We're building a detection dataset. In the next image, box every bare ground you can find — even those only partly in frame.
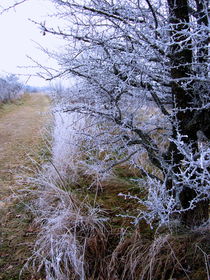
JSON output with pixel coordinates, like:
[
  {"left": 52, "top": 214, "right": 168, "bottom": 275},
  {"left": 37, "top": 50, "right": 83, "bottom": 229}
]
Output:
[{"left": 0, "top": 94, "right": 50, "bottom": 279}]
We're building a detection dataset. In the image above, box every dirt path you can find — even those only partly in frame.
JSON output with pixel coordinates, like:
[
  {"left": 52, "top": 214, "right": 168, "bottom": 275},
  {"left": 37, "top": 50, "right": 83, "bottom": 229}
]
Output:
[
  {"left": 0, "top": 94, "right": 50, "bottom": 279},
  {"left": 0, "top": 94, "right": 49, "bottom": 204}
]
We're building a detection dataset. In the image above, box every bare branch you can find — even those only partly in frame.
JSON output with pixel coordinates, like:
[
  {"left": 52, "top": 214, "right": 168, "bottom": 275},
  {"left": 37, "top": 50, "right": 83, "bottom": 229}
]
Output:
[{"left": 0, "top": 0, "right": 28, "bottom": 15}]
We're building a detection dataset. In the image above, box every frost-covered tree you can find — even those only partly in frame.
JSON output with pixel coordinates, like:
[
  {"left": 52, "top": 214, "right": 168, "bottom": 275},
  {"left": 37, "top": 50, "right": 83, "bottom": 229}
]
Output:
[
  {"left": 40, "top": 0, "right": 209, "bottom": 228},
  {"left": 0, "top": 74, "right": 23, "bottom": 102}
]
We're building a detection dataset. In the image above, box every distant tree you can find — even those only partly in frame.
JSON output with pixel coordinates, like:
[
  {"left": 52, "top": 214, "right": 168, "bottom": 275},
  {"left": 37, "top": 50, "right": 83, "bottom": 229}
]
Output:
[
  {"left": 0, "top": 74, "right": 23, "bottom": 102},
  {"left": 0, "top": 77, "right": 9, "bottom": 102}
]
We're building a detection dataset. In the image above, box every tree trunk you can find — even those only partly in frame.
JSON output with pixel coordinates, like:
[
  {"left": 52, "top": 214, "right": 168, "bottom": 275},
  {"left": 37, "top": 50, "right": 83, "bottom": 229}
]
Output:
[{"left": 167, "top": 0, "right": 209, "bottom": 227}]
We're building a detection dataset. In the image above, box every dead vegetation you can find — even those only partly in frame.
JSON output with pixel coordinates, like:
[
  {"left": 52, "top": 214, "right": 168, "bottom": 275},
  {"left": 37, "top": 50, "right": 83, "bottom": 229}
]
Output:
[
  {"left": 22, "top": 107, "right": 209, "bottom": 280},
  {"left": 24, "top": 158, "right": 209, "bottom": 280},
  {"left": 1, "top": 94, "right": 208, "bottom": 280}
]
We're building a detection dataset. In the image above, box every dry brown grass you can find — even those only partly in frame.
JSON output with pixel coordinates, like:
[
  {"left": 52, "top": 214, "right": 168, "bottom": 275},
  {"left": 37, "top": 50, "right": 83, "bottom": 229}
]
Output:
[
  {"left": 18, "top": 100, "right": 209, "bottom": 280},
  {"left": 85, "top": 228, "right": 209, "bottom": 280}
]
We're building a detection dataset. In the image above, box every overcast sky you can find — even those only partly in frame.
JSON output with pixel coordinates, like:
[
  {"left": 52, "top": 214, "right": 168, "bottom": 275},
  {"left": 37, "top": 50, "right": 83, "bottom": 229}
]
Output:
[{"left": 0, "top": 0, "right": 63, "bottom": 87}]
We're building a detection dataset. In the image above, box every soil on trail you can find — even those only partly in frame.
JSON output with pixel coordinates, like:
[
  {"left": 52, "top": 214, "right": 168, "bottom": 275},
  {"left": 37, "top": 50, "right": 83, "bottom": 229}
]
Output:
[
  {"left": 0, "top": 94, "right": 49, "bottom": 203},
  {"left": 0, "top": 94, "right": 50, "bottom": 279}
]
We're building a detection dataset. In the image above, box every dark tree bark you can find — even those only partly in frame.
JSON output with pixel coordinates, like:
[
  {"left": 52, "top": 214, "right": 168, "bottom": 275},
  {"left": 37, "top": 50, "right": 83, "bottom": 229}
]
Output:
[{"left": 167, "top": 0, "right": 209, "bottom": 227}]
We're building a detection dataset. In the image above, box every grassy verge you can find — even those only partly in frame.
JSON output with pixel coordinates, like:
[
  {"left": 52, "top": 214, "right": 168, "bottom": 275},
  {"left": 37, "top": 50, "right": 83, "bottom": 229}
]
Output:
[
  {"left": 17, "top": 106, "right": 209, "bottom": 280},
  {"left": 0, "top": 93, "right": 50, "bottom": 280},
  {"left": 0, "top": 94, "right": 29, "bottom": 118},
  {"left": 70, "top": 166, "right": 209, "bottom": 279},
  {"left": 29, "top": 157, "right": 209, "bottom": 279},
  {"left": 0, "top": 200, "right": 36, "bottom": 280}
]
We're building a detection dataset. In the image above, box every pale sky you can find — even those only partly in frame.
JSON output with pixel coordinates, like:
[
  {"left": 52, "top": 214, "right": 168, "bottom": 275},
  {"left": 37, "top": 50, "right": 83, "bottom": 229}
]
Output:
[{"left": 0, "top": 0, "right": 63, "bottom": 87}]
